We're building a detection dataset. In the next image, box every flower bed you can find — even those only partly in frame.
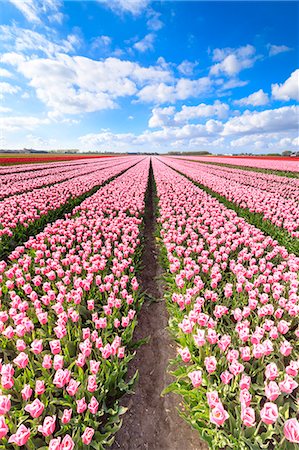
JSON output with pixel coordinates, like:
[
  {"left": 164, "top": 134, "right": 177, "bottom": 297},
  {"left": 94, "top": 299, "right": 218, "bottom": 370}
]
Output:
[
  {"left": 0, "top": 157, "right": 128, "bottom": 199},
  {"left": 0, "top": 157, "right": 141, "bottom": 239},
  {"left": 0, "top": 158, "right": 149, "bottom": 449},
  {"left": 153, "top": 158, "right": 299, "bottom": 450},
  {"left": 175, "top": 156, "right": 299, "bottom": 174},
  {"left": 163, "top": 158, "right": 299, "bottom": 239}
]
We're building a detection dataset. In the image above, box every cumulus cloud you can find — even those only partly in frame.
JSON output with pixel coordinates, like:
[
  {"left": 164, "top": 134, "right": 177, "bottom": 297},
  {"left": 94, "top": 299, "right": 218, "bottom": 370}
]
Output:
[
  {"left": 8, "top": 0, "right": 63, "bottom": 24},
  {"left": 0, "top": 81, "right": 20, "bottom": 99},
  {"left": 148, "top": 101, "right": 229, "bottom": 128},
  {"left": 25, "top": 134, "right": 57, "bottom": 148},
  {"left": 78, "top": 106, "right": 299, "bottom": 153},
  {"left": 98, "top": 0, "right": 149, "bottom": 16},
  {"left": 174, "top": 101, "right": 229, "bottom": 122},
  {"left": 268, "top": 44, "right": 292, "bottom": 57},
  {"left": 222, "top": 105, "right": 298, "bottom": 136},
  {"left": 218, "top": 78, "right": 249, "bottom": 91},
  {"left": 2, "top": 115, "right": 50, "bottom": 132},
  {"left": 133, "top": 33, "right": 155, "bottom": 52},
  {"left": 234, "top": 89, "right": 269, "bottom": 106},
  {"left": 146, "top": 9, "right": 164, "bottom": 31},
  {"left": 271, "top": 69, "right": 299, "bottom": 101},
  {"left": 0, "top": 68, "right": 12, "bottom": 78},
  {"left": 2, "top": 53, "right": 173, "bottom": 115},
  {"left": 91, "top": 35, "right": 112, "bottom": 51},
  {"left": 148, "top": 106, "right": 176, "bottom": 128},
  {"left": 138, "top": 77, "right": 212, "bottom": 104},
  {"left": 210, "top": 45, "right": 258, "bottom": 77},
  {"left": 0, "top": 106, "right": 12, "bottom": 113},
  {"left": 0, "top": 24, "right": 79, "bottom": 57},
  {"left": 177, "top": 60, "right": 198, "bottom": 76}
]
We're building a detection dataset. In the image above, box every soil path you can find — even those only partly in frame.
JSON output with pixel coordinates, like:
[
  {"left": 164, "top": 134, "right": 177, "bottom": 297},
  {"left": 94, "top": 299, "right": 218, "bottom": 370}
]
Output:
[{"left": 111, "top": 161, "right": 207, "bottom": 450}]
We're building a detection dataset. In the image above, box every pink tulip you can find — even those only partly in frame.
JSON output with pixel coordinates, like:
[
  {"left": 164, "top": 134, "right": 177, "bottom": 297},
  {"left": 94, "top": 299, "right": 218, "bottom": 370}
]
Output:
[
  {"left": 61, "top": 408, "right": 72, "bottom": 424},
  {"left": 60, "top": 434, "right": 75, "bottom": 450},
  {"left": 24, "top": 398, "right": 44, "bottom": 418},
  {"left": 188, "top": 370, "right": 202, "bottom": 388},
  {"left": 38, "top": 415, "right": 56, "bottom": 437},
  {"left": 0, "top": 395, "right": 11, "bottom": 415},
  {"left": 210, "top": 404, "right": 229, "bottom": 426},
  {"left": 260, "top": 402, "right": 279, "bottom": 425},
  {"left": 13, "top": 352, "right": 29, "bottom": 369},
  {"left": 241, "top": 406, "right": 256, "bottom": 427},
  {"left": 284, "top": 418, "right": 299, "bottom": 443},
  {"left": 49, "top": 437, "right": 61, "bottom": 450},
  {"left": 21, "top": 384, "right": 33, "bottom": 401},
  {"left": 8, "top": 424, "right": 30, "bottom": 446},
  {"left": 0, "top": 416, "right": 8, "bottom": 439},
  {"left": 81, "top": 427, "right": 95, "bottom": 445}
]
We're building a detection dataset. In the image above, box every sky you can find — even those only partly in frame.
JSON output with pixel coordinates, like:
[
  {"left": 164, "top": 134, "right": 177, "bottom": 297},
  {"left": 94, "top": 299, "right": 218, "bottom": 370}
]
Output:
[{"left": 0, "top": 0, "right": 298, "bottom": 154}]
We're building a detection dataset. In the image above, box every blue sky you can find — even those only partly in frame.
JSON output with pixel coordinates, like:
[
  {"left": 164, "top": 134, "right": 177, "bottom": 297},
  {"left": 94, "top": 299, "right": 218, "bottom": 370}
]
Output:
[{"left": 0, "top": 0, "right": 298, "bottom": 153}]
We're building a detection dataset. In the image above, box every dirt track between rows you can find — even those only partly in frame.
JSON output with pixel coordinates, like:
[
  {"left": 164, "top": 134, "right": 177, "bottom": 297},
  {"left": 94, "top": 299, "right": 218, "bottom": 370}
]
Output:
[{"left": 111, "top": 162, "right": 207, "bottom": 450}]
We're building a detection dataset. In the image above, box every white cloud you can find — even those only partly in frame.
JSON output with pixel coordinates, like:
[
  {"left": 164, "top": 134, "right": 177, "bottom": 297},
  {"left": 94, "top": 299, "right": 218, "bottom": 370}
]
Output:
[
  {"left": 148, "top": 106, "right": 176, "bottom": 128},
  {"left": 218, "top": 78, "right": 249, "bottom": 91},
  {"left": 48, "top": 12, "right": 64, "bottom": 24},
  {"left": 177, "top": 60, "right": 198, "bottom": 76},
  {"left": 234, "top": 89, "right": 269, "bottom": 106},
  {"left": 0, "top": 81, "right": 20, "bottom": 99},
  {"left": 79, "top": 130, "right": 136, "bottom": 150},
  {"left": 2, "top": 115, "right": 50, "bottom": 132},
  {"left": 174, "top": 101, "right": 229, "bottom": 123},
  {"left": 138, "top": 83, "right": 175, "bottom": 104},
  {"left": 3, "top": 53, "right": 173, "bottom": 115},
  {"left": 271, "top": 70, "right": 299, "bottom": 101},
  {"left": 0, "top": 68, "right": 12, "bottom": 78},
  {"left": 25, "top": 134, "right": 57, "bottom": 148},
  {"left": 148, "top": 101, "right": 229, "bottom": 129},
  {"left": 133, "top": 33, "right": 155, "bottom": 52},
  {"left": 0, "top": 25, "right": 79, "bottom": 57},
  {"left": 92, "top": 35, "right": 112, "bottom": 50},
  {"left": 268, "top": 44, "right": 292, "bottom": 57},
  {"left": 0, "top": 106, "right": 12, "bottom": 113},
  {"left": 222, "top": 106, "right": 298, "bottom": 136},
  {"left": 147, "top": 9, "right": 163, "bottom": 31},
  {"left": 138, "top": 77, "right": 212, "bottom": 104},
  {"left": 77, "top": 106, "right": 298, "bottom": 153},
  {"left": 98, "top": 0, "right": 149, "bottom": 16},
  {"left": 210, "top": 45, "right": 257, "bottom": 76},
  {"left": 0, "top": 52, "right": 27, "bottom": 66},
  {"left": 8, "top": 0, "right": 62, "bottom": 24}
]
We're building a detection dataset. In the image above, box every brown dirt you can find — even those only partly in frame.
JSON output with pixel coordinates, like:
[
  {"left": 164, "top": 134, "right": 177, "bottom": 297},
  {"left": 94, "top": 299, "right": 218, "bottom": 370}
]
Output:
[{"left": 110, "top": 161, "right": 207, "bottom": 450}]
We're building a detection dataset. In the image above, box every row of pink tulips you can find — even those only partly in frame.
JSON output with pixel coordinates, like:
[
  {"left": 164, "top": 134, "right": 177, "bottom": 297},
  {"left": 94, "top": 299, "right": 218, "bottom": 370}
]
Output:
[
  {"left": 152, "top": 157, "right": 299, "bottom": 449},
  {"left": 163, "top": 157, "right": 299, "bottom": 238},
  {"left": 0, "top": 158, "right": 107, "bottom": 175},
  {"left": 181, "top": 161, "right": 299, "bottom": 201},
  {"left": 0, "top": 158, "right": 150, "bottom": 449},
  {"left": 176, "top": 156, "right": 299, "bottom": 173},
  {"left": 0, "top": 158, "right": 127, "bottom": 199},
  {"left": 0, "top": 158, "right": 100, "bottom": 184},
  {"left": 0, "top": 157, "right": 142, "bottom": 238}
]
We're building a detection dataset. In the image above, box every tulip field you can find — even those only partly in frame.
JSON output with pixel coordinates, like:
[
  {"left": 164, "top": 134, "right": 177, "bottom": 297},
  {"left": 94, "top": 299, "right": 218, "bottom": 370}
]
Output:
[{"left": 0, "top": 155, "right": 298, "bottom": 449}]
